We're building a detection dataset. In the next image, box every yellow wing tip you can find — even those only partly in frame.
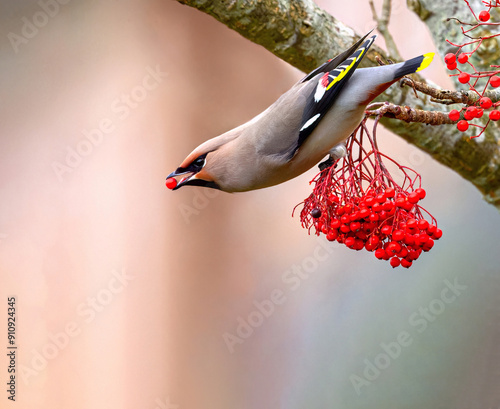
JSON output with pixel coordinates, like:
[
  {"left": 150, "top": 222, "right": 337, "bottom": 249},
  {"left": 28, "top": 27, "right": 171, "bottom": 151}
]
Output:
[{"left": 416, "top": 52, "right": 435, "bottom": 72}]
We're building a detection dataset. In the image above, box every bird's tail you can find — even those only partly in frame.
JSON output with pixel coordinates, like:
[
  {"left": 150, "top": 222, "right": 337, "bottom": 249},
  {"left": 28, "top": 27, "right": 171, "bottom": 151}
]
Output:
[{"left": 393, "top": 52, "right": 435, "bottom": 79}]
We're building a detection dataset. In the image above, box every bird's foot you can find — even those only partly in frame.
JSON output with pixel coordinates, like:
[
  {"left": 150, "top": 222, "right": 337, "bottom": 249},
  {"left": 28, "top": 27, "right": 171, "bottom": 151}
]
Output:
[
  {"left": 318, "top": 143, "right": 347, "bottom": 171},
  {"left": 329, "top": 143, "right": 347, "bottom": 160},
  {"left": 318, "top": 156, "right": 335, "bottom": 171}
]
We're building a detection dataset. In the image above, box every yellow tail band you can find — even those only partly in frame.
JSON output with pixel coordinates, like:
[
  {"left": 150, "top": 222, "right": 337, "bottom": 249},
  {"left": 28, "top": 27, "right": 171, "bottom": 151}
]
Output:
[{"left": 416, "top": 52, "right": 435, "bottom": 72}]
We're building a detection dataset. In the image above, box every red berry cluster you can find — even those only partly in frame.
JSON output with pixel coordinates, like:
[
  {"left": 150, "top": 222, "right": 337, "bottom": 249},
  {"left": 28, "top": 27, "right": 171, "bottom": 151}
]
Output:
[
  {"left": 301, "top": 185, "right": 442, "bottom": 268},
  {"left": 295, "top": 120, "right": 442, "bottom": 269},
  {"left": 444, "top": 2, "right": 500, "bottom": 137}
]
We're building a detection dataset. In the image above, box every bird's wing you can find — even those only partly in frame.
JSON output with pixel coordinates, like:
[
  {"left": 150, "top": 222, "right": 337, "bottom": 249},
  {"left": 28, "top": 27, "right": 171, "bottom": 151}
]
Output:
[
  {"left": 286, "top": 34, "right": 377, "bottom": 160},
  {"left": 299, "top": 30, "right": 373, "bottom": 84}
]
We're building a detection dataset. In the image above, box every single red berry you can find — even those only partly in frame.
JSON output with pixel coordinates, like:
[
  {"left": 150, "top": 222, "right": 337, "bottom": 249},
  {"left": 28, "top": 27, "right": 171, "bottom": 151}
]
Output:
[
  {"left": 397, "top": 247, "right": 409, "bottom": 258},
  {"left": 446, "top": 62, "right": 458, "bottom": 71},
  {"left": 395, "top": 197, "right": 406, "bottom": 208},
  {"left": 376, "top": 193, "right": 386, "bottom": 203},
  {"left": 364, "top": 222, "right": 376, "bottom": 232},
  {"left": 479, "top": 10, "right": 490, "bottom": 22},
  {"left": 349, "top": 212, "right": 360, "bottom": 221},
  {"left": 369, "top": 212, "right": 379, "bottom": 222},
  {"left": 392, "top": 230, "right": 405, "bottom": 242},
  {"left": 340, "top": 215, "right": 350, "bottom": 224},
  {"left": 368, "top": 235, "right": 380, "bottom": 247},
  {"left": 165, "top": 177, "right": 178, "bottom": 189},
  {"left": 350, "top": 222, "right": 361, "bottom": 232},
  {"left": 340, "top": 224, "right": 351, "bottom": 233},
  {"left": 448, "top": 109, "right": 461, "bottom": 121},
  {"left": 464, "top": 109, "right": 475, "bottom": 121},
  {"left": 408, "top": 250, "right": 419, "bottom": 261},
  {"left": 331, "top": 219, "right": 341, "bottom": 229},
  {"left": 403, "top": 201, "right": 414, "bottom": 211},
  {"left": 457, "top": 120, "right": 469, "bottom": 132},
  {"left": 327, "top": 194, "right": 339, "bottom": 205},
  {"left": 458, "top": 72, "right": 470, "bottom": 84},
  {"left": 326, "top": 230, "right": 339, "bottom": 241},
  {"left": 381, "top": 225, "right": 392, "bottom": 235},
  {"left": 406, "top": 219, "right": 418, "bottom": 230},
  {"left": 359, "top": 207, "right": 370, "bottom": 219},
  {"left": 386, "top": 241, "right": 402, "bottom": 255},
  {"left": 383, "top": 201, "right": 394, "bottom": 211},
  {"left": 372, "top": 203, "right": 382, "bottom": 213},
  {"left": 375, "top": 248, "right": 386, "bottom": 260},
  {"left": 427, "top": 224, "right": 437, "bottom": 235},
  {"left": 356, "top": 231, "right": 367, "bottom": 240},
  {"left": 345, "top": 237, "right": 355, "bottom": 248},
  {"left": 433, "top": 228, "right": 443, "bottom": 239},
  {"left": 418, "top": 219, "right": 429, "bottom": 230},
  {"left": 365, "top": 242, "right": 376, "bottom": 252},
  {"left": 489, "top": 110, "right": 500, "bottom": 121},
  {"left": 415, "top": 188, "right": 426, "bottom": 199},
  {"left": 422, "top": 238, "right": 435, "bottom": 251},
  {"left": 457, "top": 53, "right": 469, "bottom": 64},
  {"left": 490, "top": 75, "right": 500, "bottom": 88},
  {"left": 408, "top": 192, "right": 420, "bottom": 204},
  {"left": 480, "top": 97, "right": 492, "bottom": 109},
  {"left": 475, "top": 108, "right": 484, "bottom": 118},
  {"left": 400, "top": 259, "right": 413, "bottom": 268},
  {"left": 365, "top": 197, "right": 375, "bottom": 207},
  {"left": 385, "top": 187, "right": 396, "bottom": 198},
  {"left": 418, "top": 233, "right": 430, "bottom": 244},
  {"left": 390, "top": 257, "right": 401, "bottom": 268},
  {"left": 354, "top": 239, "right": 365, "bottom": 251},
  {"left": 444, "top": 53, "right": 456, "bottom": 65},
  {"left": 344, "top": 204, "right": 353, "bottom": 214}
]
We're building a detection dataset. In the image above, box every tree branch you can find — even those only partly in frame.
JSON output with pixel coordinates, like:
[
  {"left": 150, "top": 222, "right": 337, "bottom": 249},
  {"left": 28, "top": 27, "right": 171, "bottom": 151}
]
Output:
[
  {"left": 369, "top": 0, "right": 403, "bottom": 61},
  {"left": 367, "top": 102, "right": 456, "bottom": 125},
  {"left": 174, "top": 0, "right": 500, "bottom": 209}
]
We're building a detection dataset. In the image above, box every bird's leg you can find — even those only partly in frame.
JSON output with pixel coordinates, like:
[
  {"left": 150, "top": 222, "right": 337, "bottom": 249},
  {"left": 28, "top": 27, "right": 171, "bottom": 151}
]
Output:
[{"left": 318, "top": 143, "right": 347, "bottom": 171}]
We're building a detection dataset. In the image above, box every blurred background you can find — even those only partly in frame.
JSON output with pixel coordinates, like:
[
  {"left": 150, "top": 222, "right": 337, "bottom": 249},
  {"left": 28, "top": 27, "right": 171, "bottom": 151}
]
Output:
[{"left": 0, "top": 0, "right": 499, "bottom": 408}]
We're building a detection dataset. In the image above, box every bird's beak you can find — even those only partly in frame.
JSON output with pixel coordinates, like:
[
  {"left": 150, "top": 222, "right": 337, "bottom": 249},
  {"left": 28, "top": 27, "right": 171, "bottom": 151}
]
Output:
[
  {"left": 166, "top": 168, "right": 197, "bottom": 190},
  {"left": 166, "top": 167, "right": 221, "bottom": 191}
]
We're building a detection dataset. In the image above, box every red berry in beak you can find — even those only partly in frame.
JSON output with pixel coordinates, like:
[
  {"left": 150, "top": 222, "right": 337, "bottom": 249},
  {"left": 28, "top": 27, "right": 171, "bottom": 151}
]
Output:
[{"left": 165, "top": 177, "right": 178, "bottom": 189}]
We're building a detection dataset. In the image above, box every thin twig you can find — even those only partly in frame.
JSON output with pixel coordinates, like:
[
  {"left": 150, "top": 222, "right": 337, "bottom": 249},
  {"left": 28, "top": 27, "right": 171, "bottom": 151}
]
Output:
[{"left": 369, "top": 0, "right": 403, "bottom": 61}]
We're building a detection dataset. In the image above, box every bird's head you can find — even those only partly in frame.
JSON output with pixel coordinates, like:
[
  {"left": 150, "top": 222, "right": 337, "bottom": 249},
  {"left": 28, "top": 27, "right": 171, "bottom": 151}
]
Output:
[
  {"left": 166, "top": 150, "right": 220, "bottom": 191},
  {"left": 166, "top": 130, "right": 242, "bottom": 191}
]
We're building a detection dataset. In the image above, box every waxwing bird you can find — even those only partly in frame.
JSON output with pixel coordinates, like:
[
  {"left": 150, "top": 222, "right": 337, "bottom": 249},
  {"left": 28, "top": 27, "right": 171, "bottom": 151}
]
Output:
[{"left": 166, "top": 32, "right": 434, "bottom": 193}]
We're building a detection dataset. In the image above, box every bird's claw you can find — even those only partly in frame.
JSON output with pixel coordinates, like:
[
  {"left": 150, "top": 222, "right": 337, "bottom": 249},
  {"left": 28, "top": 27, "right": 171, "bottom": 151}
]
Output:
[{"left": 319, "top": 156, "right": 335, "bottom": 171}]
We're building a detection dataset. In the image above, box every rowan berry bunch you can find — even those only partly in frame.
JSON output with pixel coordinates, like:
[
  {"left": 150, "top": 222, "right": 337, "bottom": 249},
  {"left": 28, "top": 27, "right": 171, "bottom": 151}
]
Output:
[
  {"left": 445, "top": 0, "right": 500, "bottom": 137},
  {"left": 294, "top": 119, "right": 442, "bottom": 269}
]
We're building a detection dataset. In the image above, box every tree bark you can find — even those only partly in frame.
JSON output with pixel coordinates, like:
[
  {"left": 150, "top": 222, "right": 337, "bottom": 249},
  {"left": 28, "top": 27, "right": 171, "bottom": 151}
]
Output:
[{"left": 174, "top": 0, "right": 500, "bottom": 209}]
